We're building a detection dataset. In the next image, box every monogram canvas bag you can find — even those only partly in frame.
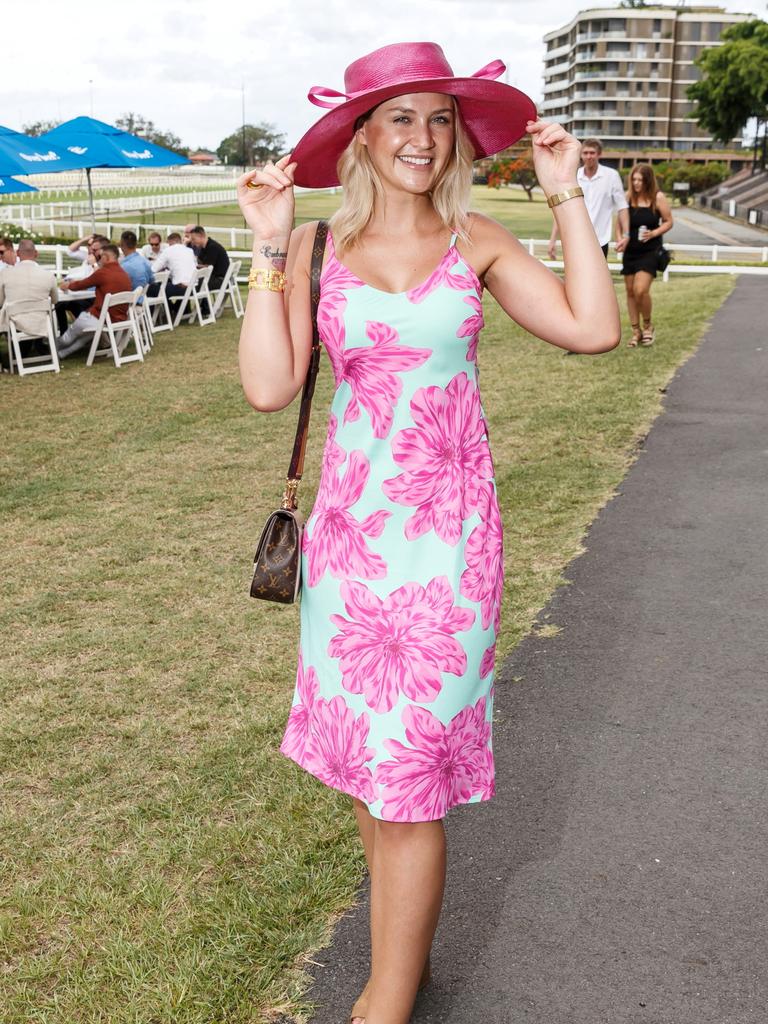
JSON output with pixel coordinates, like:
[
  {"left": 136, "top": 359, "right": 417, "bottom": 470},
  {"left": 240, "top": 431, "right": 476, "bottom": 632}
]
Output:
[{"left": 250, "top": 220, "right": 328, "bottom": 604}]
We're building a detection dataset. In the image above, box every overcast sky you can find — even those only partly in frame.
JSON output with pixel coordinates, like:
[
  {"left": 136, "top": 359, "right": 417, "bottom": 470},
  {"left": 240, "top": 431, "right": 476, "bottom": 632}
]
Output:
[{"left": 4, "top": 0, "right": 764, "bottom": 153}]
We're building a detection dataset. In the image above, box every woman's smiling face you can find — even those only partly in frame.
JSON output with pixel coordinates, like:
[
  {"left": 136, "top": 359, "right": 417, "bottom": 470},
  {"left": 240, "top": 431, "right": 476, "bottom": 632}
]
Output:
[{"left": 357, "top": 92, "right": 455, "bottom": 195}]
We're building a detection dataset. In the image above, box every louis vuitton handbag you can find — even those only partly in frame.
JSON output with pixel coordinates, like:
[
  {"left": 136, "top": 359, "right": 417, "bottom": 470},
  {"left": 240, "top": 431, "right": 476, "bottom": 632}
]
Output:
[{"left": 250, "top": 220, "right": 328, "bottom": 604}]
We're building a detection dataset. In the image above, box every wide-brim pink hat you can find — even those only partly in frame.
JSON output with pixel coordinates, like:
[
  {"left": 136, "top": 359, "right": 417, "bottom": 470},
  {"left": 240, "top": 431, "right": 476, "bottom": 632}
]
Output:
[{"left": 290, "top": 41, "right": 537, "bottom": 188}]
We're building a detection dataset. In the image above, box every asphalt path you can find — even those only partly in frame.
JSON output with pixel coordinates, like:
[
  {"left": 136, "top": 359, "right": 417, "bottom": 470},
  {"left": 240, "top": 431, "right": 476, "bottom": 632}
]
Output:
[
  {"left": 666, "top": 206, "right": 768, "bottom": 247},
  {"left": 306, "top": 276, "right": 768, "bottom": 1024}
]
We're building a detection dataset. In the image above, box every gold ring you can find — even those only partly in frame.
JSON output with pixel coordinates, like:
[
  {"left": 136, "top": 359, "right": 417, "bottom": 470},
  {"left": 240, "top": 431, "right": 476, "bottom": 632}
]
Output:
[{"left": 246, "top": 179, "right": 264, "bottom": 190}]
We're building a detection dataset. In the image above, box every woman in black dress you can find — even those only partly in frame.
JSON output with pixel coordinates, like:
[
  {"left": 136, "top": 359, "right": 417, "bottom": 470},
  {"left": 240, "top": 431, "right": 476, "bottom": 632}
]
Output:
[{"left": 620, "top": 163, "right": 673, "bottom": 346}]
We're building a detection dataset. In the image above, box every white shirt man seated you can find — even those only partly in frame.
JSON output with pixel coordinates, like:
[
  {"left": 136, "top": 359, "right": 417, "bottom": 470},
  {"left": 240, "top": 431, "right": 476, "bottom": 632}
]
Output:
[
  {"left": 0, "top": 239, "right": 58, "bottom": 337},
  {"left": 141, "top": 232, "right": 169, "bottom": 264},
  {"left": 148, "top": 232, "right": 197, "bottom": 298},
  {"left": 0, "top": 237, "right": 18, "bottom": 273}
]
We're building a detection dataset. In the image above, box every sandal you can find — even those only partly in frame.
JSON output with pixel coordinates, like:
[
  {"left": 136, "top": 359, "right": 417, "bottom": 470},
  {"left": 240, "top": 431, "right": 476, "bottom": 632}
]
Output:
[
  {"left": 628, "top": 323, "right": 641, "bottom": 347},
  {"left": 350, "top": 957, "right": 432, "bottom": 1023},
  {"left": 640, "top": 324, "right": 655, "bottom": 346}
]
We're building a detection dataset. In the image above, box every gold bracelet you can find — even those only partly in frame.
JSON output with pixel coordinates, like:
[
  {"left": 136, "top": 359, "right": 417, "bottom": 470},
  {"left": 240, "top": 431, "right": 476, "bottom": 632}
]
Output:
[
  {"left": 248, "top": 268, "right": 286, "bottom": 292},
  {"left": 546, "top": 186, "right": 584, "bottom": 208}
]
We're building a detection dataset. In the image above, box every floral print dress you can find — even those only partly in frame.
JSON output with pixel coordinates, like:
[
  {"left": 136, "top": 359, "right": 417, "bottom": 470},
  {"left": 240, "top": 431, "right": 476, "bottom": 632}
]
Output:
[{"left": 280, "top": 228, "right": 504, "bottom": 822}]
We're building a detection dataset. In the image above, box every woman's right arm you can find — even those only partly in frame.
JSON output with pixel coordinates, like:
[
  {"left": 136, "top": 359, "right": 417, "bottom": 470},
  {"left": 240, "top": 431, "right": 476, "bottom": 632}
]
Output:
[{"left": 236, "top": 156, "right": 315, "bottom": 412}]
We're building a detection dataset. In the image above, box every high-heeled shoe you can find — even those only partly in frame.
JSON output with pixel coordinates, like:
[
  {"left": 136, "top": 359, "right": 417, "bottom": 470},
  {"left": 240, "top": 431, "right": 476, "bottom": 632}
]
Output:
[
  {"left": 640, "top": 324, "right": 655, "bottom": 346},
  {"left": 349, "top": 957, "right": 432, "bottom": 1023}
]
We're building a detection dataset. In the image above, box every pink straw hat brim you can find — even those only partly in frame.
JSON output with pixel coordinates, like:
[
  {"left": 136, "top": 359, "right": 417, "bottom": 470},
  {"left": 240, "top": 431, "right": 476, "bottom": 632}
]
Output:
[{"left": 290, "top": 77, "right": 537, "bottom": 189}]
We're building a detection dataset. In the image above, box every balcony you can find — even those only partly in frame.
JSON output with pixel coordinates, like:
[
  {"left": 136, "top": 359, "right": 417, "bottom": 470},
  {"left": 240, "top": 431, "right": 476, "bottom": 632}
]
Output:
[{"left": 576, "top": 30, "right": 626, "bottom": 41}]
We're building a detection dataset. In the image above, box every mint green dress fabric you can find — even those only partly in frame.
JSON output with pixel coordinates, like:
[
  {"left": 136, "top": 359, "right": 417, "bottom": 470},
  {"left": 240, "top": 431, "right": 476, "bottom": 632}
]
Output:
[{"left": 280, "top": 229, "right": 504, "bottom": 822}]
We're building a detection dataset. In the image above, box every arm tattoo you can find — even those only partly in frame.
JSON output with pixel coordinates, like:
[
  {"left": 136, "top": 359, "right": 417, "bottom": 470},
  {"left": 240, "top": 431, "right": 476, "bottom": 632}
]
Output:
[{"left": 258, "top": 243, "right": 287, "bottom": 272}]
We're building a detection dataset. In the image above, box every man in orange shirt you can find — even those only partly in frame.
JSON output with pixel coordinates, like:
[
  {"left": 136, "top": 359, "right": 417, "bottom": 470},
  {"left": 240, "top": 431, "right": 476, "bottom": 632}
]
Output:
[{"left": 57, "top": 244, "right": 133, "bottom": 359}]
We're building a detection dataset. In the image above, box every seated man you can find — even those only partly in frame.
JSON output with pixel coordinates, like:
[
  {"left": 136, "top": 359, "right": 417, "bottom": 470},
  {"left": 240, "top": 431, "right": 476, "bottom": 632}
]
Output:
[
  {"left": 189, "top": 226, "right": 230, "bottom": 289},
  {"left": 56, "top": 233, "right": 108, "bottom": 334},
  {"left": 0, "top": 239, "right": 58, "bottom": 348},
  {"left": 119, "top": 230, "right": 154, "bottom": 293},
  {"left": 148, "top": 232, "right": 197, "bottom": 300},
  {"left": 57, "top": 244, "right": 132, "bottom": 359},
  {"left": 141, "top": 231, "right": 167, "bottom": 264},
  {"left": 0, "top": 237, "right": 17, "bottom": 271},
  {"left": 183, "top": 223, "right": 201, "bottom": 257}
]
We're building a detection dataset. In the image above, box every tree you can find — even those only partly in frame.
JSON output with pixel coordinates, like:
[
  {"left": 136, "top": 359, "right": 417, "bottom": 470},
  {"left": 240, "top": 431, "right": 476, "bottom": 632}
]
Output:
[
  {"left": 487, "top": 149, "right": 538, "bottom": 199},
  {"left": 687, "top": 19, "right": 768, "bottom": 165},
  {"left": 22, "top": 119, "right": 61, "bottom": 136},
  {"left": 115, "top": 113, "right": 186, "bottom": 156},
  {"left": 620, "top": 1, "right": 647, "bottom": 8},
  {"left": 217, "top": 123, "right": 286, "bottom": 167},
  {"left": 652, "top": 160, "right": 730, "bottom": 204}
]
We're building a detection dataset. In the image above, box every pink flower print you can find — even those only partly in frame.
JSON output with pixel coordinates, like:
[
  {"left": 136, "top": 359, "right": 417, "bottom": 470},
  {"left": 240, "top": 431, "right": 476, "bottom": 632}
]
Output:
[
  {"left": 315, "top": 413, "right": 346, "bottom": 505},
  {"left": 317, "top": 235, "right": 365, "bottom": 383},
  {"left": 280, "top": 652, "right": 320, "bottom": 761},
  {"left": 479, "top": 643, "right": 496, "bottom": 680},
  {"left": 406, "top": 251, "right": 475, "bottom": 304},
  {"left": 375, "top": 699, "right": 494, "bottom": 821},
  {"left": 460, "top": 484, "right": 504, "bottom": 631},
  {"left": 457, "top": 294, "right": 484, "bottom": 363},
  {"left": 304, "top": 449, "right": 390, "bottom": 587},
  {"left": 383, "top": 372, "right": 494, "bottom": 546},
  {"left": 340, "top": 321, "right": 431, "bottom": 440},
  {"left": 328, "top": 576, "right": 476, "bottom": 714},
  {"left": 304, "top": 695, "right": 378, "bottom": 805}
]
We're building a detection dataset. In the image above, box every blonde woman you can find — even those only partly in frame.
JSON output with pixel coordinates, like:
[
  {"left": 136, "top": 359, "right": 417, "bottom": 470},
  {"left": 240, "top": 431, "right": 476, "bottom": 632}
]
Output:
[
  {"left": 620, "top": 163, "right": 674, "bottom": 346},
  {"left": 237, "top": 42, "right": 620, "bottom": 1024}
]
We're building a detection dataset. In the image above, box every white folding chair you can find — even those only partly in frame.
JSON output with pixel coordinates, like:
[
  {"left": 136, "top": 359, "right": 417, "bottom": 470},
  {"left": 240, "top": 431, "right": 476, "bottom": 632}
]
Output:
[
  {"left": 170, "top": 265, "right": 215, "bottom": 328},
  {"left": 211, "top": 259, "right": 244, "bottom": 319},
  {"left": 3, "top": 298, "right": 60, "bottom": 376},
  {"left": 143, "top": 270, "right": 174, "bottom": 334},
  {"left": 85, "top": 288, "right": 144, "bottom": 367}
]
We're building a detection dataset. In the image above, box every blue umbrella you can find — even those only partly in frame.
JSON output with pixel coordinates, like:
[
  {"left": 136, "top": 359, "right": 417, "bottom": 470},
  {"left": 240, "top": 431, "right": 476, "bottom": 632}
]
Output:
[
  {"left": 41, "top": 117, "right": 189, "bottom": 227},
  {"left": 0, "top": 175, "right": 38, "bottom": 194},
  {"left": 0, "top": 124, "right": 84, "bottom": 176}
]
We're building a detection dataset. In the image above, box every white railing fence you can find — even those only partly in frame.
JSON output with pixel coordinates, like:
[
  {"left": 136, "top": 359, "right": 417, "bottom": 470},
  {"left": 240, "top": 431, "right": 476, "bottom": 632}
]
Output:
[
  {"left": 3, "top": 189, "right": 236, "bottom": 221},
  {"left": 32, "top": 244, "right": 768, "bottom": 281}
]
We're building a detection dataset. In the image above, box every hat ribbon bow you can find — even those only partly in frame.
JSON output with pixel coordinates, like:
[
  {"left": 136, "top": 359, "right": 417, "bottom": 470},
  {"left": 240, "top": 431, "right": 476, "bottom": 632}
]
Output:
[{"left": 307, "top": 59, "right": 507, "bottom": 109}]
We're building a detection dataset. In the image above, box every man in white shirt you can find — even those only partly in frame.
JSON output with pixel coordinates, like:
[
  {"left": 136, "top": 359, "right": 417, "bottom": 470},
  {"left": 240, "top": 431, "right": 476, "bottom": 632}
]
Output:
[
  {"left": 147, "top": 232, "right": 196, "bottom": 299},
  {"left": 0, "top": 238, "right": 58, "bottom": 341},
  {"left": 141, "top": 231, "right": 168, "bottom": 264},
  {"left": 548, "top": 138, "right": 629, "bottom": 259},
  {"left": 0, "top": 237, "right": 18, "bottom": 271}
]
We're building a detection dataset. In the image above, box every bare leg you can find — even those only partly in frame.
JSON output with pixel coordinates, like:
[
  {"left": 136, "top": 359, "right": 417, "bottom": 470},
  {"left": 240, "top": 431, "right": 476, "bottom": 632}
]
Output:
[
  {"left": 624, "top": 274, "right": 641, "bottom": 343},
  {"left": 364, "top": 819, "right": 446, "bottom": 1024},
  {"left": 351, "top": 799, "right": 376, "bottom": 1023},
  {"left": 634, "top": 271, "right": 654, "bottom": 328},
  {"left": 353, "top": 797, "right": 376, "bottom": 873}
]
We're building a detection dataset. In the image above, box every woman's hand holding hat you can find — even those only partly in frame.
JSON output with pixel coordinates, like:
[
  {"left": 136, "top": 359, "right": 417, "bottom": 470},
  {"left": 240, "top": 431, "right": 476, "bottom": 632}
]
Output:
[
  {"left": 526, "top": 120, "right": 581, "bottom": 199},
  {"left": 236, "top": 155, "right": 298, "bottom": 241}
]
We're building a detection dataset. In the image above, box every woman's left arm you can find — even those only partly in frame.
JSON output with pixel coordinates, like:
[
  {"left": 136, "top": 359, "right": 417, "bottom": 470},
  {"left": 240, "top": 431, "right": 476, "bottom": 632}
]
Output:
[
  {"left": 652, "top": 191, "right": 674, "bottom": 239},
  {"left": 483, "top": 120, "right": 620, "bottom": 355}
]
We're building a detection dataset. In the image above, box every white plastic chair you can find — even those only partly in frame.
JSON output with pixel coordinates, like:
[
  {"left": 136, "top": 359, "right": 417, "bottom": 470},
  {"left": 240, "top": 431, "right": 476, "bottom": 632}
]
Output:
[
  {"left": 143, "top": 269, "right": 174, "bottom": 334},
  {"left": 211, "top": 259, "right": 244, "bottom": 319},
  {"left": 3, "top": 298, "right": 60, "bottom": 376},
  {"left": 85, "top": 288, "right": 144, "bottom": 367},
  {"left": 170, "top": 265, "right": 215, "bottom": 328}
]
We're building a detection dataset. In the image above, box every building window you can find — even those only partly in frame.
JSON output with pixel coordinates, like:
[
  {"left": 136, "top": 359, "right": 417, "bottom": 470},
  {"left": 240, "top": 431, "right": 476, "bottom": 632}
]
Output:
[{"left": 633, "top": 121, "right": 642, "bottom": 136}]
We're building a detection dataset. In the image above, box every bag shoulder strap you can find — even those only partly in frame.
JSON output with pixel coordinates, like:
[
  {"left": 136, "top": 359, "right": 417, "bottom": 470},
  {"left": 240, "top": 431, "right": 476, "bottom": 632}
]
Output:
[{"left": 283, "top": 219, "right": 328, "bottom": 509}]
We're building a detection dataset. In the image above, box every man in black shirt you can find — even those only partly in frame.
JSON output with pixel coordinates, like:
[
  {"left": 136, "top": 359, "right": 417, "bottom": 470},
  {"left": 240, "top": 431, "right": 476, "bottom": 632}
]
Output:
[{"left": 189, "top": 226, "right": 230, "bottom": 289}]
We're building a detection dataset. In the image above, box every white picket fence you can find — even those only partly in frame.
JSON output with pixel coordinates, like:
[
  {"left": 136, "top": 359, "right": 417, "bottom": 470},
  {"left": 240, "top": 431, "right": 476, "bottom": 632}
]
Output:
[
  {"left": 32, "top": 243, "right": 768, "bottom": 281},
  {"left": 3, "top": 189, "right": 236, "bottom": 221}
]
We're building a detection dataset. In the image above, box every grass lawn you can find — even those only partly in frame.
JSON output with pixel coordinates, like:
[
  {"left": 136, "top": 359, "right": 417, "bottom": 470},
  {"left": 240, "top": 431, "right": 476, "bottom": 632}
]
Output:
[{"left": 1, "top": 272, "right": 734, "bottom": 1022}]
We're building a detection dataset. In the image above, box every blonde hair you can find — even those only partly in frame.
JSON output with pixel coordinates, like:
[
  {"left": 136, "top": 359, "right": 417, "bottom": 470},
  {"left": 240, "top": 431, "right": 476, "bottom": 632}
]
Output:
[
  {"left": 627, "top": 163, "right": 659, "bottom": 211},
  {"left": 329, "top": 98, "right": 475, "bottom": 254}
]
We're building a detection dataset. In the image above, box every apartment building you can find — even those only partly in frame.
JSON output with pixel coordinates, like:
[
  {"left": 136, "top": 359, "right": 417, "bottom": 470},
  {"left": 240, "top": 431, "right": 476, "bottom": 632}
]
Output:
[{"left": 541, "top": 6, "right": 750, "bottom": 159}]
